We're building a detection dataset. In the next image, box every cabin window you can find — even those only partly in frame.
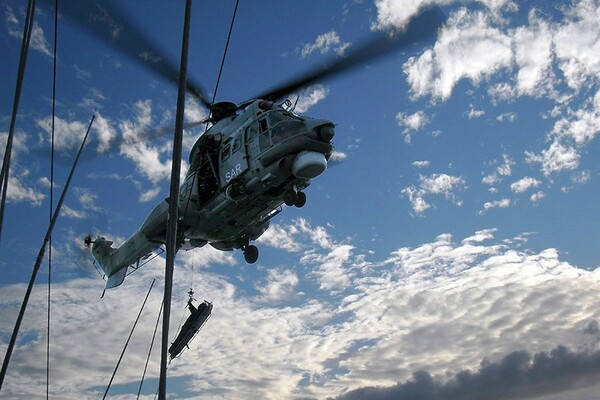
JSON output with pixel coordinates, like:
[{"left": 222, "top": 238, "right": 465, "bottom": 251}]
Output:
[
  {"left": 257, "top": 118, "right": 270, "bottom": 150},
  {"left": 232, "top": 136, "right": 242, "bottom": 153},
  {"left": 259, "top": 118, "right": 268, "bottom": 133},
  {"left": 221, "top": 143, "right": 231, "bottom": 161}
]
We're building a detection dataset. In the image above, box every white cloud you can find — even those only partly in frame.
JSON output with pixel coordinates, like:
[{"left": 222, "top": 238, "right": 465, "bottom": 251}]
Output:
[
  {"left": 530, "top": 190, "right": 545, "bottom": 203},
  {"left": 526, "top": 90, "right": 600, "bottom": 178},
  {"left": 36, "top": 116, "right": 88, "bottom": 152},
  {"left": 402, "top": 173, "right": 466, "bottom": 216},
  {"left": 4, "top": 5, "right": 52, "bottom": 58},
  {"left": 482, "top": 153, "right": 514, "bottom": 185},
  {"left": 184, "top": 96, "right": 209, "bottom": 124},
  {"left": 255, "top": 268, "right": 300, "bottom": 302},
  {"left": 372, "top": 0, "right": 517, "bottom": 33},
  {"left": 466, "top": 105, "right": 486, "bottom": 119},
  {"left": 119, "top": 100, "right": 174, "bottom": 184},
  {"left": 404, "top": 8, "right": 513, "bottom": 100},
  {"left": 571, "top": 170, "right": 591, "bottom": 185},
  {"left": 92, "top": 112, "right": 117, "bottom": 153},
  {"left": 74, "top": 187, "right": 102, "bottom": 212},
  {"left": 510, "top": 176, "right": 542, "bottom": 193},
  {"left": 496, "top": 111, "right": 517, "bottom": 122},
  {"left": 554, "top": 0, "right": 600, "bottom": 91},
  {"left": 139, "top": 186, "right": 161, "bottom": 203},
  {"left": 300, "top": 31, "right": 350, "bottom": 59},
  {"left": 395, "top": 1, "right": 600, "bottom": 181},
  {"left": 396, "top": 110, "right": 430, "bottom": 142},
  {"left": 412, "top": 160, "right": 431, "bottom": 168},
  {"left": 303, "top": 244, "right": 354, "bottom": 292},
  {"left": 513, "top": 11, "right": 554, "bottom": 96},
  {"left": 6, "top": 175, "right": 45, "bottom": 206},
  {"left": 479, "top": 198, "right": 511, "bottom": 214},
  {"left": 30, "top": 21, "right": 52, "bottom": 58},
  {"left": 330, "top": 150, "right": 348, "bottom": 163},
  {"left": 552, "top": 90, "right": 600, "bottom": 146},
  {"left": 60, "top": 205, "right": 87, "bottom": 219},
  {"left": 525, "top": 141, "right": 580, "bottom": 177},
  {"left": 461, "top": 228, "right": 497, "bottom": 244},
  {"left": 2, "top": 226, "right": 600, "bottom": 399},
  {"left": 257, "top": 223, "right": 303, "bottom": 252},
  {"left": 294, "top": 85, "right": 329, "bottom": 113}
]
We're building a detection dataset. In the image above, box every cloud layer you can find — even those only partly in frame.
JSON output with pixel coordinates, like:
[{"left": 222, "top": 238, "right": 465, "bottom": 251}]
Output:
[{"left": 2, "top": 222, "right": 599, "bottom": 399}]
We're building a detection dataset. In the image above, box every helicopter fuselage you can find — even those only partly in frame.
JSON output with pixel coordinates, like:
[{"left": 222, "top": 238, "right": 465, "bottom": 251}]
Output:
[
  {"left": 90, "top": 99, "right": 335, "bottom": 289},
  {"left": 179, "top": 99, "right": 334, "bottom": 250}
]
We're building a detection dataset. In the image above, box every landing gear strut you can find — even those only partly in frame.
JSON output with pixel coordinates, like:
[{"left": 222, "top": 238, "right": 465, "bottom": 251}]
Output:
[
  {"left": 284, "top": 190, "right": 307, "bottom": 208},
  {"left": 243, "top": 244, "right": 259, "bottom": 264}
]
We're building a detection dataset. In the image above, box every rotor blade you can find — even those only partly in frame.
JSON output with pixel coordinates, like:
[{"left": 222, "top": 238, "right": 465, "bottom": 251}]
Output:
[
  {"left": 44, "top": 0, "right": 211, "bottom": 107},
  {"left": 248, "top": 6, "right": 446, "bottom": 102},
  {"left": 31, "top": 119, "right": 209, "bottom": 164}
]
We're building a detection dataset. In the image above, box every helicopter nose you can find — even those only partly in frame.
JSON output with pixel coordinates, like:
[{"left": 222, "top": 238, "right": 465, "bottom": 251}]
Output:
[
  {"left": 317, "top": 124, "right": 335, "bottom": 142},
  {"left": 306, "top": 119, "right": 335, "bottom": 142}
]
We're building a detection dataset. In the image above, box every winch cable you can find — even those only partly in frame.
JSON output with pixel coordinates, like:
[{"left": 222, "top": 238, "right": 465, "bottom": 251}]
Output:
[
  {"left": 0, "top": 0, "right": 37, "bottom": 244},
  {"left": 136, "top": 299, "right": 164, "bottom": 400},
  {"left": 103, "top": 279, "right": 155, "bottom": 400},
  {"left": 211, "top": 0, "right": 239, "bottom": 108},
  {"left": 46, "top": 0, "right": 59, "bottom": 398},
  {"left": 205, "top": 0, "right": 240, "bottom": 129},
  {"left": 0, "top": 114, "right": 95, "bottom": 393}
]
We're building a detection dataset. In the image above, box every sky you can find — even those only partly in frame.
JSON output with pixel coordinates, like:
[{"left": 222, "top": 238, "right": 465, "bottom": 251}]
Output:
[{"left": 1, "top": 0, "right": 600, "bottom": 399}]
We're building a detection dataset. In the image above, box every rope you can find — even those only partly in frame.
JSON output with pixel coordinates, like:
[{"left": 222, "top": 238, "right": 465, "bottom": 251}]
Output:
[
  {"left": 103, "top": 279, "right": 155, "bottom": 400},
  {"left": 0, "top": 0, "right": 37, "bottom": 243},
  {"left": 136, "top": 300, "right": 163, "bottom": 400},
  {"left": 46, "top": 0, "right": 59, "bottom": 397},
  {"left": 0, "top": 114, "right": 95, "bottom": 392},
  {"left": 210, "top": 0, "right": 240, "bottom": 107}
]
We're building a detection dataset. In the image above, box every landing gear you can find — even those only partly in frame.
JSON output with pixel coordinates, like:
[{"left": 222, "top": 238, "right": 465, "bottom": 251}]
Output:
[
  {"left": 243, "top": 244, "right": 259, "bottom": 264},
  {"left": 284, "top": 189, "right": 307, "bottom": 208},
  {"left": 294, "top": 191, "right": 307, "bottom": 208}
]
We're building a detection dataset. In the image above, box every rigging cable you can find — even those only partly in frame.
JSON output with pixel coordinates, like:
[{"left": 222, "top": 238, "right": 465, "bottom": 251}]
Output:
[
  {"left": 0, "top": 114, "right": 96, "bottom": 393},
  {"left": 0, "top": 0, "right": 37, "bottom": 243},
  {"left": 47, "top": 0, "right": 59, "bottom": 398},
  {"left": 136, "top": 299, "right": 164, "bottom": 400},
  {"left": 103, "top": 279, "right": 156, "bottom": 400}
]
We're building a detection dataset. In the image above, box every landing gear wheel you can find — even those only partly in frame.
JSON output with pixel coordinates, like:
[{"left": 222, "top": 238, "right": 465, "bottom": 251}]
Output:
[
  {"left": 284, "top": 190, "right": 296, "bottom": 206},
  {"left": 294, "top": 191, "right": 307, "bottom": 208},
  {"left": 243, "top": 245, "right": 259, "bottom": 264}
]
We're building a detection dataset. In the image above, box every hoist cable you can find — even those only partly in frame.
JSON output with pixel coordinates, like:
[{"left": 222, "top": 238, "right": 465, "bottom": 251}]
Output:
[
  {"left": 136, "top": 300, "right": 163, "bottom": 400},
  {"left": 46, "top": 1, "right": 59, "bottom": 398},
  {"left": 0, "top": 0, "right": 37, "bottom": 244},
  {"left": 103, "top": 279, "right": 155, "bottom": 400},
  {"left": 210, "top": 0, "right": 240, "bottom": 108},
  {"left": 0, "top": 114, "right": 95, "bottom": 393}
]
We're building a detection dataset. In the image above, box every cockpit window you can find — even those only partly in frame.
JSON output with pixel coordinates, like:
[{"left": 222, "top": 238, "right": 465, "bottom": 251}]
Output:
[{"left": 269, "top": 110, "right": 305, "bottom": 144}]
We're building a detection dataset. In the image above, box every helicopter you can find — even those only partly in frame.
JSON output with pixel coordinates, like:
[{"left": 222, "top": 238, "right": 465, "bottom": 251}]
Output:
[
  {"left": 77, "top": 2, "right": 446, "bottom": 290},
  {"left": 87, "top": 98, "right": 335, "bottom": 288}
]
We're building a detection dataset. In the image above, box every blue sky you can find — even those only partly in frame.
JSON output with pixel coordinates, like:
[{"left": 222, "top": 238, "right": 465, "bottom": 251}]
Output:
[{"left": 2, "top": 0, "right": 600, "bottom": 399}]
